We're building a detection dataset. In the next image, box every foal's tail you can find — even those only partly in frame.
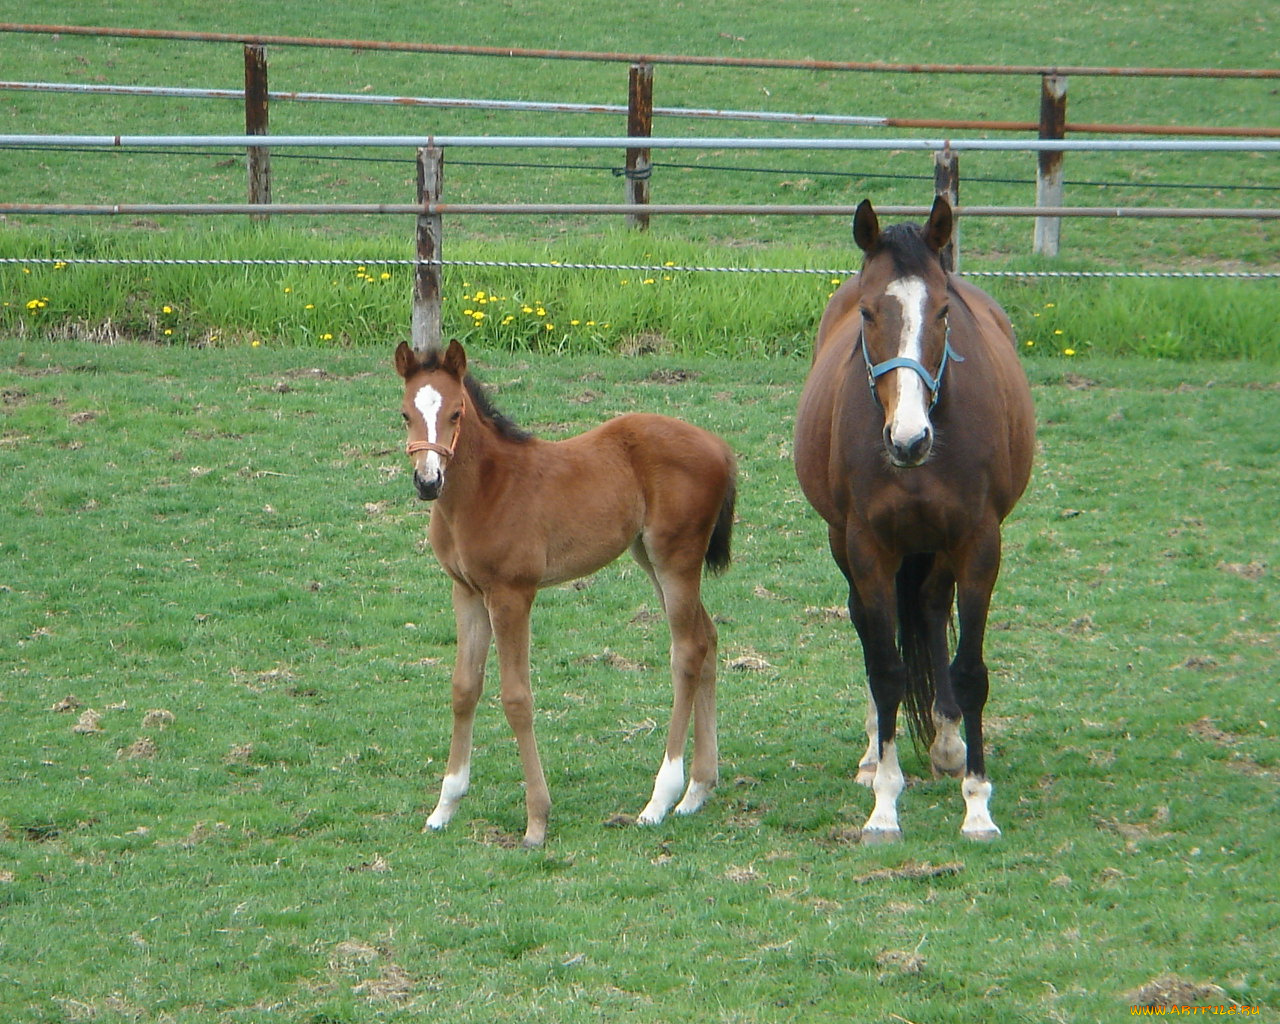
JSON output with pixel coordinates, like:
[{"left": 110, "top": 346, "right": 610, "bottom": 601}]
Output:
[
  {"left": 703, "top": 471, "right": 737, "bottom": 577},
  {"left": 896, "top": 552, "right": 938, "bottom": 750}
]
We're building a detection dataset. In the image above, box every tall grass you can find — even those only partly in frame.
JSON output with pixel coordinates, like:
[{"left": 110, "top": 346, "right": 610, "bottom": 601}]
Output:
[{"left": 4, "top": 223, "right": 1278, "bottom": 360}]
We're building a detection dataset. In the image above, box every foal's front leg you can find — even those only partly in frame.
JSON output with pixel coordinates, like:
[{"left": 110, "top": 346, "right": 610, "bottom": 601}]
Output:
[
  {"left": 488, "top": 584, "right": 552, "bottom": 848},
  {"left": 425, "top": 582, "right": 492, "bottom": 833}
]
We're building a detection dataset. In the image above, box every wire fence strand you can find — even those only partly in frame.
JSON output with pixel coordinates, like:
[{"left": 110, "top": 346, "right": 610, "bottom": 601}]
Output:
[{"left": 2, "top": 256, "right": 1277, "bottom": 279}]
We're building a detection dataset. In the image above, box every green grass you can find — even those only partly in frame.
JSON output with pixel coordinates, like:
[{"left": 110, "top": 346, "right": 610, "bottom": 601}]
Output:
[{"left": 2, "top": 338, "right": 1278, "bottom": 1021}]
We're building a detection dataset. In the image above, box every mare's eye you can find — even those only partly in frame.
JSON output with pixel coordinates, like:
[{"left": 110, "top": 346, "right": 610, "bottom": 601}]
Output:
[
  {"left": 860, "top": 306, "right": 875, "bottom": 324},
  {"left": 450, "top": 410, "right": 462, "bottom": 423},
  {"left": 938, "top": 305, "right": 950, "bottom": 321}
]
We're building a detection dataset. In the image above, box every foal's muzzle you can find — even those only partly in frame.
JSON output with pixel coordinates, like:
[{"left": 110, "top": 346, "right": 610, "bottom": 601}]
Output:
[{"left": 414, "top": 469, "right": 443, "bottom": 501}]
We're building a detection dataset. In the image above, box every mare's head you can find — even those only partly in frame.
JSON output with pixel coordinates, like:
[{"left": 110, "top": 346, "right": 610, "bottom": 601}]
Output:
[
  {"left": 853, "top": 196, "right": 958, "bottom": 468},
  {"left": 394, "top": 339, "right": 469, "bottom": 501}
]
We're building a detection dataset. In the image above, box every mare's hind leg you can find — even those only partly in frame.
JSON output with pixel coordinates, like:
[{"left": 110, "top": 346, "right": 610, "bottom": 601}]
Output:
[
  {"left": 951, "top": 526, "right": 1003, "bottom": 840},
  {"left": 920, "top": 564, "right": 966, "bottom": 778},
  {"left": 631, "top": 539, "right": 718, "bottom": 824},
  {"left": 425, "top": 582, "right": 492, "bottom": 833}
]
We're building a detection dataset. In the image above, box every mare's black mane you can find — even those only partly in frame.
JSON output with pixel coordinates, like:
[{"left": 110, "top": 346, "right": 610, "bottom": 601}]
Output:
[{"left": 868, "top": 223, "right": 945, "bottom": 279}]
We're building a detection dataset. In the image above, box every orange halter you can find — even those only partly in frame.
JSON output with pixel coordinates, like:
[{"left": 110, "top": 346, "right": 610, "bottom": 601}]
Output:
[{"left": 406, "top": 394, "right": 466, "bottom": 461}]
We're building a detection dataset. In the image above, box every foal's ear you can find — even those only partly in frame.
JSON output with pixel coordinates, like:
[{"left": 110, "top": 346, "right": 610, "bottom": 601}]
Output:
[
  {"left": 924, "top": 194, "right": 954, "bottom": 254},
  {"left": 393, "top": 341, "right": 419, "bottom": 380},
  {"left": 442, "top": 338, "right": 468, "bottom": 379},
  {"left": 853, "top": 199, "right": 880, "bottom": 253}
]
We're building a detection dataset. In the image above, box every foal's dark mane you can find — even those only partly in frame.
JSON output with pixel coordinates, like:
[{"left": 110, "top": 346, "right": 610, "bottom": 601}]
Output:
[
  {"left": 463, "top": 374, "right": 533, "bottom": 444},
  {"left": 864, "top": 223, "right": 945, "bottom": 279}
]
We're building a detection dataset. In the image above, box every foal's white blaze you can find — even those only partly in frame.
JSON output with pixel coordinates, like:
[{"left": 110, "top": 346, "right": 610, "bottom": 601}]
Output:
[
  {"left": 863, "top": 738, "right": 904, "bottom": 840},
  {"left": 883, "top": 277, "right": 932, "bottom": 450},
  {"left": 412, "top": 383, "right": 447, "bottom": 478},
  {"left": 424, "top": 766, "right": 470, "bottom": 832},
  {"left": 638, "top": 754, "right": 684, "bottom": 825},
  {"left": 960, "top": 775, "right": 1000, "bottom": 839}
]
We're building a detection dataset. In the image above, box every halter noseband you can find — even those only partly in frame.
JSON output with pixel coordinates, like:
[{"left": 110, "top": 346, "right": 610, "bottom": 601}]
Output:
[
  {"left": 406, "top": 394, "right": 466, "bottom": 461},
  {"left": 861, "top": 319, "right": 964, "bottom": 411}
]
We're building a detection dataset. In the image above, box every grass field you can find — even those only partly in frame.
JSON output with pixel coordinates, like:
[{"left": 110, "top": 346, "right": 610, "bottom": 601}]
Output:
[
  {"left": 2, "top": 3, "right": 1279, "bottom": 1020},
  {"left": 2, "top": 337, "right": 1278, "bottom": 1022}
]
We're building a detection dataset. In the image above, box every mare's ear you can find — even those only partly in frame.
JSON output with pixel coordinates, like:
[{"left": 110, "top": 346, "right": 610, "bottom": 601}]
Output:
[
  {"left": 442, "top": 338, "right": 468, "bottom": 379},
  {"left": 924, "top": 194, "right": 954, "bottom": 254},
  {"left": 394, "top": 341, "right": 419, "bottom": 380},
  {"left": 853, "top": 199, "right": 880, "bottom": 253}
]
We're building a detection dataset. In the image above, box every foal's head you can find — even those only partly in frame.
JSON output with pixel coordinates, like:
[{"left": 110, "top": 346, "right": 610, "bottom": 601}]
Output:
[
  {"left": 853, "top": 196, "right": 957, "bottom": 468},
  {"left": 394, "top": 339, "right": 469, "bottom": 501}
]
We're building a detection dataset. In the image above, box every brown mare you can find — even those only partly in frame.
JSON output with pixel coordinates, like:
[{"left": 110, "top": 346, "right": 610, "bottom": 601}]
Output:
[
  {"left": 794, "top": 197, "right": 1035, "bottom": 841},
  {"left": 395, "top": 340, "right": 736, "bottom": 847}
]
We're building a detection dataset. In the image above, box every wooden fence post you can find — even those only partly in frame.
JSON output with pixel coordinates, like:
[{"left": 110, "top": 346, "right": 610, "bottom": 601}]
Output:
[
  {"left": 934, "top": 143, "right": 960, "bottom": 272},
  {"left": 1034, "top": 74, "right": 1068, "bottom": 257},
  {"left": 412, "top": 146, "right": 444, "bottom": 358},
  {"left": 625, "top": 63, "right": 653, "bottom": 230},
  {"left": 243, "top": 44, "right": 271, "bottom": 221}
]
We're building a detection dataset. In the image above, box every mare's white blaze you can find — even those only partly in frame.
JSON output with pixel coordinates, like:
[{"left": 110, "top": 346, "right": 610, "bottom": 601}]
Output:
[
  {"left": 883, "top": 277, "right": 932, "bottom": 448},
  {"left": 960, "top": 775, "right": 1000, "bottom": 839},
  {"left": 638, "top": 754, "right": 684, "bottom": 825},
  {"left": 412, "top": 383, "right": 446, "bottom": 478},
  {"left": 424, "top": 767, "right": 470, "bottom": 832},
  {"left": 863, "top": 738, "right": 904, "bottom": 838}
]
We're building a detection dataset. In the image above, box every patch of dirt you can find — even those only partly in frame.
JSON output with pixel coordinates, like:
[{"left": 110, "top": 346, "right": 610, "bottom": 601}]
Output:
[
  {"left": 71, "top": 709, "right": 103, "bottom": 734},
  {"left": 875, "top": 948, "right": 926, "bottom": 976},
  {"left": 1189, "top": 716, "right": 1238, "bottom": 746},
  {"left": 1127, "top": 974, "right": 1229, "bottom": 1008},
  {"left": 851, "top": 860, "right": 964, "bottom": 884},
  {"left": 119, "top": 737, "right": 158, "bottom": 760},
  {"left": 647, "top": 368, "right": 700, "bottom": 384},
  {"left": 1218, "top": 560, "right": 1267, "bottom": 580}
]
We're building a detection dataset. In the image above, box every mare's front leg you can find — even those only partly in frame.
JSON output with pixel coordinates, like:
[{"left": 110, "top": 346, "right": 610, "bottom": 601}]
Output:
[
  {"left": 488, "top": 584, "right": 551, "bottom": 847},
  {"left": 830, "top": 525, "right": 883, "bottom": 790},
  {"left": 425, "top": 581, "right": 492, "bottom": 833},
  {"left": 951, "top": 525, "right": 1003, "bottom": 840},
  {"left": 845, "top": 538, "right": 909, "bottom": 843}
]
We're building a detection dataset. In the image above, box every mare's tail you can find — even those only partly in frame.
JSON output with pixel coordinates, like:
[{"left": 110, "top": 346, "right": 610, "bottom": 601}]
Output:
[
  {"left": 896, "top": 552, "right": 939, "bottom": 750},
  {"left": 703, "top": 472, "right": 736, "bottom": 577}
]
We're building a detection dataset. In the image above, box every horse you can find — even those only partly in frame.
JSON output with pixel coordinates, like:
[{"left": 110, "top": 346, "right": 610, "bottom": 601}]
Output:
[
  {"left": 394, "top": 339, "right": 736, "bottom": 847},
  {"left": 793, "top": 196, "right": 1035, "bottom": 842}
]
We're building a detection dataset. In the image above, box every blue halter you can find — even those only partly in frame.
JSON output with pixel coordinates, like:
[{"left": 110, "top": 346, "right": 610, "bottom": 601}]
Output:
[{"left": 861, "top": 320, "right": 964, "bottom": 411}]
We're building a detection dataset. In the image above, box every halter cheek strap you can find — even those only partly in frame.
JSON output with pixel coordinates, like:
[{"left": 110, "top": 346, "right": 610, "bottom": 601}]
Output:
[
  {"left": 406, "top": 395, "right": 466, "bottom": 461},
  {"left": 862, "top": 321, "right": 964, "bottom": 411}
]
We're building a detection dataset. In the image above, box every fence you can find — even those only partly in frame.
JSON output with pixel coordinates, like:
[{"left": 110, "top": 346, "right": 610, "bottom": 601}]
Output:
[
  {"left": 4, "top": 22, "right": 1280, "bottom": 253},
  {"left": 6, "top": 133, "right": 1277, "bottom": 354}
]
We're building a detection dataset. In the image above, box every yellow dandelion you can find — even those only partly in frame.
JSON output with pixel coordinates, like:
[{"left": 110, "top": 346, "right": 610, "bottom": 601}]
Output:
[
  {"left": 522, "top": 305, "right": 534, "bottom": 314},
  {"left": 1026, "top": 340, "right": 1036, "bottom": 348},
  {"left": 163, "top": 329, "right": 172, "bottom": 336},
  {"left": 304, "top": 303, "right": 314, "bottom": 310},
  {"left": 251, "top": 340, "right": 261, "bottom": 348},
  {"left": 322, "top": 333, "right": 334, "bottom": 341},
  {"left": 545, "top": 323, "right": 555, "bottom": 331},
  {"left": 643, "top": 278, "right": 655, "bottom": 285},
  {"left": 570, "top": 319, "right": 581, "bottom": 326},
  {"left": 284, "top": 287, "right": 292, "bottom": 294},
  {"left": 54, "top": 261, "right": 67, "bottom": 271},
  {"left": 380, "top": 272, "right": 391, "bottom": 281},
  {"left": 1064, "top": 348, "right": 1077, "bottom": 356},
  {"left": 162, "top": 305, "right": 173, "bottom": 314}
]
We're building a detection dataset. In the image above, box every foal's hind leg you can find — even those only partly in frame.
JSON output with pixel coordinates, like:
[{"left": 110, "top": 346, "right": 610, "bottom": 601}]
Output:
[
  {"left": 425, "top": 582, "right": 492, "bottom": 833},
  {"left": 632, "top": 540, "right": 718, "bottom": 824}
]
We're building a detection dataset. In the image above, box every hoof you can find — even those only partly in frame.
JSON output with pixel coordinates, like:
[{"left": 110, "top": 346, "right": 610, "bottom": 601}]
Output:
[
  {"left": 961, "top": 826, "right": 1001, "bottom": 842},
  {"left": 422, "top": 818, "right": 446, "bottom": 834},
  {"left": 861, "top": 827, "right": 903, "bottom": 845}
]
